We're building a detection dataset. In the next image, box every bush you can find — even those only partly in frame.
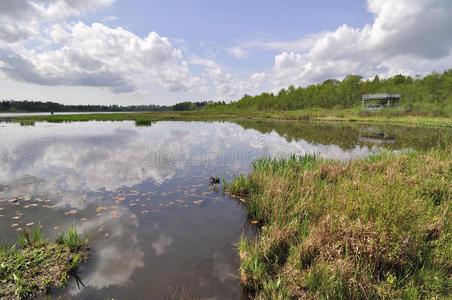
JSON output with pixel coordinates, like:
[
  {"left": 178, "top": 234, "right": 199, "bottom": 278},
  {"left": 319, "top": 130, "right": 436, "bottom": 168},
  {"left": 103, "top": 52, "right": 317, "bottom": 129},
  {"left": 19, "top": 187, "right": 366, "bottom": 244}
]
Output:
[{"left": 412, "top": 102, "right": 442, "bottom": 115}]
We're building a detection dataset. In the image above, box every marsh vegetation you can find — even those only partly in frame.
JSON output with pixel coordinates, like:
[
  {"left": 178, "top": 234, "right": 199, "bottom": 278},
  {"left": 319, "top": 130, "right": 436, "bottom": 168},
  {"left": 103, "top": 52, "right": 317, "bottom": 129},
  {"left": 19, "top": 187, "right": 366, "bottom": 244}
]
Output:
[
  {"left": 228, "top": 150, "right": 452, "bottom": 299},
  {"left": 0, "top": 226, "right": 88, "bottom": 299}
]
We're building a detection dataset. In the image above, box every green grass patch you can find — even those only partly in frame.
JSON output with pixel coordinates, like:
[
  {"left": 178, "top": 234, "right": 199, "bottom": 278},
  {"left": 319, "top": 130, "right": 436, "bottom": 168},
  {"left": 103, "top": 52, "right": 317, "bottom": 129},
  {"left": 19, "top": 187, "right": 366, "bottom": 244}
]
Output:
[
  {"left": 134, "top": 119, "right": 154, "bottom": 126},
  {"left": 19, "top": 120, "right": 35, "bottom": 126},
  {"left": 229, "top": 150, "right": 452, "bottom": 299},
  {"left": 0, "top": 226, "right": 89, "bottom": 299}
]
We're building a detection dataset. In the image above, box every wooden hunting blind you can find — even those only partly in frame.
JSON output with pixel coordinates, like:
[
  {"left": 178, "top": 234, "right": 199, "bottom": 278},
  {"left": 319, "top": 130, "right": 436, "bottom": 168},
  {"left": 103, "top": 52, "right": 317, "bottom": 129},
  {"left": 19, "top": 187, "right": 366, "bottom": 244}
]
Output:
[{"left": 362, "top": 94, "right": 400, "bottom": 111}]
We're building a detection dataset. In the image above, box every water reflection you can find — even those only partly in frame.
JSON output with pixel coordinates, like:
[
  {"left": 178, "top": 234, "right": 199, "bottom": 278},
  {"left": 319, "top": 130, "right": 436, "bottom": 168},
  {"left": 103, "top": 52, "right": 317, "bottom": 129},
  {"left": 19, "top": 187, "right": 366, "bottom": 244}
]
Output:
[
  {"left": 0, "top": 120, "right": 449, "bottom": 299},
  {"left": 359, "top": 127, "right": 395, "bottom": 145},
  {"left": 69, "top": 212, "right": 145, "bottom": 293},
  {"left": 236, "top": 120, "right": 452, "bottom": 151}
]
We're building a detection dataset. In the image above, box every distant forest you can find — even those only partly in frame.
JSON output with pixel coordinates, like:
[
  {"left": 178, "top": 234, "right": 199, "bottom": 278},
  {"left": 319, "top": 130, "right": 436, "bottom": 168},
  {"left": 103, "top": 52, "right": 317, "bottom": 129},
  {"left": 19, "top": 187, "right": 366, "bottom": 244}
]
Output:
[
  {"left": 2, "top": 70, "right": 452, "bottom": 115},
  {"left": 0, "top": 100, "right": 215, "bottom": 113},
  {"left": 209, "top": 69, "right": 452, "bottom": 116}
]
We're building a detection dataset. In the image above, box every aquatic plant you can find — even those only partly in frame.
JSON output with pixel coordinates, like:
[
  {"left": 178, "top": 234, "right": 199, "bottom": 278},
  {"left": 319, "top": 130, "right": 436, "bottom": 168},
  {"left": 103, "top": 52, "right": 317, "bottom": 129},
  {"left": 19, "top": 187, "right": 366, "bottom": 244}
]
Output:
[
  {"left": 17, "top": 223, "right": 45, "bottom": 248},
  {"left": 134, "top": 118, "right": 154, "bottom": 126},
  {"left": 0, "top": 226, "right": 89, "bottom": 299},
  {"left": 55, "top": 225, "right": 88, "bottom": 252},
  {"left": 230, "top": 150, "right": 452, "bottom": 298},
  {"left": 19, "top": 120, "right": 35, "bottom": 126}
]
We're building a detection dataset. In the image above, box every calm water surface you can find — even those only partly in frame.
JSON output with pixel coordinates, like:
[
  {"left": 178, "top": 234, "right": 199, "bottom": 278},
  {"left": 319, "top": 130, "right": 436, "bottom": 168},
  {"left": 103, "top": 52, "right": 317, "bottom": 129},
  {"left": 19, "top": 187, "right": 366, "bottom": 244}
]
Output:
[{"left": 0, "top": 120, "right": 450, "bottom": 299}]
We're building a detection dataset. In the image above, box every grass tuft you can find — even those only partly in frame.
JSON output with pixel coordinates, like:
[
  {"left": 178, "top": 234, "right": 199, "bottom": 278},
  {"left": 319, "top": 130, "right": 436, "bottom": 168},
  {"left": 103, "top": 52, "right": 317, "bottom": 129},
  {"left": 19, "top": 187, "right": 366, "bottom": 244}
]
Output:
[
  {"left": 134, "top": 119, "right": 154, "bottom": 126},
  {"left": 1, "top": 226, "right": 89, "bottom": 299},
  {"left": 19, "top": 120, "right": 35, "bottom": 126},
  {"left": 55, "top": 225, "right": 88, "bottom": 252},
  {"left": 17, "top": 223, "right": 45, "bottom": 248}
]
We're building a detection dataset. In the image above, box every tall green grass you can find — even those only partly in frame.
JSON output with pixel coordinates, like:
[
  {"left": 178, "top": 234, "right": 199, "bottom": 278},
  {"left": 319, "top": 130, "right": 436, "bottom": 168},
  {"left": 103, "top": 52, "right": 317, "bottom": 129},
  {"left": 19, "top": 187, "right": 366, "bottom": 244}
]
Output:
[
  {"left": 55, "top": 226, "right": 88, "bottom": 252},
  {"left": 17, "top": 224, "right": 45, "bottom": 248},
  {"left": 230, "top": 150, "right": 452, "bottom": 299}
]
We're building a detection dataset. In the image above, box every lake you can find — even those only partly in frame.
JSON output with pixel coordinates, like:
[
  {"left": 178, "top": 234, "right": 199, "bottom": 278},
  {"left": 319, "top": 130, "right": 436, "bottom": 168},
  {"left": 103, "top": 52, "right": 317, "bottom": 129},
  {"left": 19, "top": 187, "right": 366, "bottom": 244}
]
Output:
[{"left": 0, "top": 120, "right": 450, "bottom": 299}]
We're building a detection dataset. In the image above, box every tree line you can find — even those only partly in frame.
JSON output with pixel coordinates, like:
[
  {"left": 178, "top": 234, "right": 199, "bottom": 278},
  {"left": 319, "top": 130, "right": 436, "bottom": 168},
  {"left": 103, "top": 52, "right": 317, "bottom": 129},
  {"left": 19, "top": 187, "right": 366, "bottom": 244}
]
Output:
[
  {"left": 0, "top": 100, "right": 215, "bottom": 113},
  {"left": 210, "top": 70, "right": 452, "bottom": 115}
]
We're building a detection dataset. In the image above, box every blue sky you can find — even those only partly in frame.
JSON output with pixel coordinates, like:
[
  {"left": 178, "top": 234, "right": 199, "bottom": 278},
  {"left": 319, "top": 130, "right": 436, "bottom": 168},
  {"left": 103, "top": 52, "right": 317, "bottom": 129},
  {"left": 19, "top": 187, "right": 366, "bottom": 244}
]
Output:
[
  {"left": 85, "top": 0, "right": 373, "bottom": 75},
  {"left": 0, "top": 0, "right": 451, "bottom": 105}
]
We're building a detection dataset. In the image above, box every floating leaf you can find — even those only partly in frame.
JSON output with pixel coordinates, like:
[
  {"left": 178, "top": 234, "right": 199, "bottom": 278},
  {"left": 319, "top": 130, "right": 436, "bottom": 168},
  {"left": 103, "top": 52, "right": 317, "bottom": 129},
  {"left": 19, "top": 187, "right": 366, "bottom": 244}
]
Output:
[{"left": 251, "top": 220, "right": 259, "bottom": 224}]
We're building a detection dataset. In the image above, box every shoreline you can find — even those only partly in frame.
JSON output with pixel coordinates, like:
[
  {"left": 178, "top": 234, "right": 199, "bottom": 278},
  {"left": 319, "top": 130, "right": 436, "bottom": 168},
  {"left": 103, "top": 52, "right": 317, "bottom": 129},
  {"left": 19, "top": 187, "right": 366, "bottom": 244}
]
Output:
[{"left": 3, "top": 110, "right": 452, "bottom": 128}]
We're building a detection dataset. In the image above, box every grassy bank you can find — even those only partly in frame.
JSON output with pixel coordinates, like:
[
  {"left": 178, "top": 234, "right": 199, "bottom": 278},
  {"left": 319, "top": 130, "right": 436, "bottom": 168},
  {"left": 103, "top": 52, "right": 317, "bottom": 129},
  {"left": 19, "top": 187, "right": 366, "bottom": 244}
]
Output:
[
  {"left": 8, "top": 109, "right": 452, "bottom": 128},
  {"left": 0, "top": 226, "right": 89, "bottom": 299},
  {"left": 228, "top": 150, "right": 452, "bottom": 299}
]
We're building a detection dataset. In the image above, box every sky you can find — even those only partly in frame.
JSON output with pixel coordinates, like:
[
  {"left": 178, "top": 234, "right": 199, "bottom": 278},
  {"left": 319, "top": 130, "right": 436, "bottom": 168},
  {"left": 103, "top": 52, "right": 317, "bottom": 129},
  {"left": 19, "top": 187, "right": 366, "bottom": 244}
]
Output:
[{"left": 0, "top": 0, "right": 451, "bottom": 106}]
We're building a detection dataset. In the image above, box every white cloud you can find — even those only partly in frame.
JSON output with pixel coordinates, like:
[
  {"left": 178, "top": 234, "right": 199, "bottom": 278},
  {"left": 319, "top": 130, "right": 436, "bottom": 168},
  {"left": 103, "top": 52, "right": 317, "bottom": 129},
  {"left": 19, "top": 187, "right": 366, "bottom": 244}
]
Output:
[
  {"left": 0, "top": 22, "right": 204, "bottom": 94},
  {"left": 188, "top": 55, "right": 221, "bottom": 69},
  {"left": 0, "top": 0, "right": 113, "bottom": 44},
  {"left": 205, "top": 68, "right": 251, "bottom": 99},
  {"left": 252, "top": 0, "right": 452, "bottom": 91},
  {"left": 227, "top": 46, "right": 248, "bottom": 59},
  {"left": 232, "top": 33, "right": 324, "bottom": 54},
  {"left": 0, "top": 0, "right": 206, "bottom": 95},
  {"left": 32, "top": 0, "right": 114, "bottom": 21}
]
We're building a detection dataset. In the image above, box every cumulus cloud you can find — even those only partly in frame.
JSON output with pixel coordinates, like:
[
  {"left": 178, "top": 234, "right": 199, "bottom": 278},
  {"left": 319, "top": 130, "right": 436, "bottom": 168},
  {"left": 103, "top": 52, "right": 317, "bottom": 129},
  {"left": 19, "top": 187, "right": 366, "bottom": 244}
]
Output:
[
  {"left": 252, "top": 0, "right": 452, "bottom": 91},
  {"left": 0, "top": 0, "right": 113, "bottom": 44},
  {"left": 0, "top": 23, "right": 203, "bottom": 94},
  {"left": 1, "top": 22, "right": 203, "bottom": 94},
  {"left": 0, "top": 0, "right": 204, "bottom": 94}
]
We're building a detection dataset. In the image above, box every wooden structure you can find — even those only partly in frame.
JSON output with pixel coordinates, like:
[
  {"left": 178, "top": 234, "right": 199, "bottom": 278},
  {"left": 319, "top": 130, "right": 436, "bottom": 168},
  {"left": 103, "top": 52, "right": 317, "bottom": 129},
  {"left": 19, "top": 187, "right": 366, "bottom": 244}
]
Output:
[{"left": 362, "top": 94, "right": 400, "bottom": 111}]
